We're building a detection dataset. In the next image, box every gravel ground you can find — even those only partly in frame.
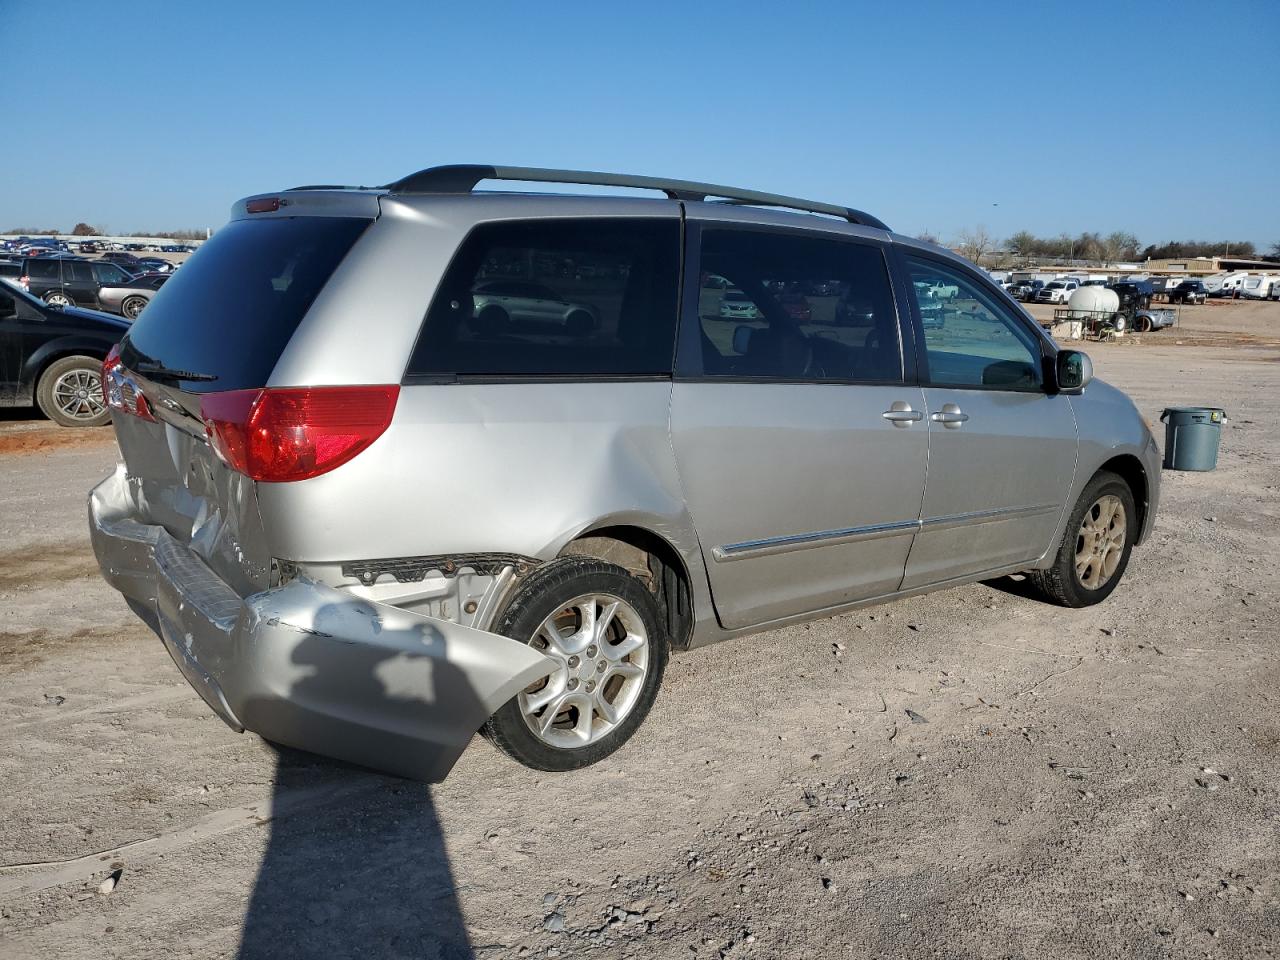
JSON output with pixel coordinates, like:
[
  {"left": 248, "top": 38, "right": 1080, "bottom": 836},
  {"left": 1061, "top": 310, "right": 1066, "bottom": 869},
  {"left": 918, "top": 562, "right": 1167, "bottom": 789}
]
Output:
[{"left": 1, "top": 305, "right": 1278, "bottom": 959}]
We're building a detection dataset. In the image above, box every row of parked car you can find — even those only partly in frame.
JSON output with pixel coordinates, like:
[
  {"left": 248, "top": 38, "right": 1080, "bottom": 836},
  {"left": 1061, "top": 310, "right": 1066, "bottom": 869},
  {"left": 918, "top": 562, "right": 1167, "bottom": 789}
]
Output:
[
  {"left": 0, "top": 253, "right": 172, "bottom": 318},
  {"left": 1005, "top": 276, "right": 1208, "bottom": 306},
  {"left": 2, "top": 237, "right": 196, "bottom": 256}
]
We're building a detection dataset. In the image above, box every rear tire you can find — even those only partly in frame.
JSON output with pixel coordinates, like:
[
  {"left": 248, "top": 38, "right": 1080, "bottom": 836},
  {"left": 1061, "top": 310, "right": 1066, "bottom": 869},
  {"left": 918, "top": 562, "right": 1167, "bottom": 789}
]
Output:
[
  {"left": 44, "top": 291, "right": 73, "bottom": 307},
  {"left": 36, "top": 355, "right": 110, "bottom": 427},
  {"left": 1028, "top": 471, "right": 1136, "bottom": 608},
  {"left": 473, "top": 304, "right": 510, "bottom": 336},
  {"left": 565, "top": 309, "right": 595, "bottom": 336},
  {"left": 121, "top": 295, "right": 148, "bottom": 319},
  {"left": 483, "top": 557, "right": 668, "bottom": 772}
]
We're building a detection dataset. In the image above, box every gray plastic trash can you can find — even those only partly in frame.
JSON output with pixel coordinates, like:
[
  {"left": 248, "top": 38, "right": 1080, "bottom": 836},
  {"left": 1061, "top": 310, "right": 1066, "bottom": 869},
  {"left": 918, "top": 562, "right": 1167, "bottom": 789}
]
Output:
[{"left": 1160, "top": 407, "right": 1225, "bottom": 471}]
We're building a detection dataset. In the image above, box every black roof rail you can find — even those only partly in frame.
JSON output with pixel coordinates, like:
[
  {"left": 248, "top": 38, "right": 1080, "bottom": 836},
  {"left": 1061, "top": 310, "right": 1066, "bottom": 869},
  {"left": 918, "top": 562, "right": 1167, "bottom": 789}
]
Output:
[
  {"left": 381, "top": 164, "right": 890, "bottom": 231},
  {"left": 288, "top": 183, "right": 375, "bottom": 191}
]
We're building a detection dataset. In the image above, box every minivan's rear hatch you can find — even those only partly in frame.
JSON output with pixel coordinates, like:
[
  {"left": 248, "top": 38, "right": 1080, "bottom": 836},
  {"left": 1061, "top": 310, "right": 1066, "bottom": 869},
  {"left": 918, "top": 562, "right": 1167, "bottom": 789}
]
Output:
[
  {"left": 120, "top": 216, "right": 369, "bottom": 394},
  {"left": 109, "top": 214, "right": 372, "bottom": 592}
]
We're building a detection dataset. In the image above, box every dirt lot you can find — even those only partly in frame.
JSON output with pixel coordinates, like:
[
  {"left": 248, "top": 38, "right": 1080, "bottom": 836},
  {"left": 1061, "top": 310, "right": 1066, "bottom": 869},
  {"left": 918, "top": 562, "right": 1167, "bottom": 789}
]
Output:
[{"left": 2, "top": 301, "right": 1278, "bottom": 959}]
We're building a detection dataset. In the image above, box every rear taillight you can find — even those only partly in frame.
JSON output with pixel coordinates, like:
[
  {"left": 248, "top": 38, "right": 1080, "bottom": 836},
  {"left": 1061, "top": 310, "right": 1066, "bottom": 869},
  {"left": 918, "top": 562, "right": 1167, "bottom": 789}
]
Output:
[
  {"left": 245, "top": 197, "right": 281, "bottom": 214},
  {"left": 101, "top": 345, "right": 155, "bottom": 421},
  {"left": 102, "top": 345, "right": 122, "bottom": 407},
  {"left": 200, "top": 385, "right": 399, "bottom": 483}
]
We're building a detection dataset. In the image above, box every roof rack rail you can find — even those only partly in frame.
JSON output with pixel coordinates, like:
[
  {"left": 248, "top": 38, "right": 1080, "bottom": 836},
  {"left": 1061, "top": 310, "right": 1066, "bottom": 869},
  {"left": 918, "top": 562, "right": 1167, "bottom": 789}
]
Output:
[{"left": 381, "top": 164, "right": 890, "bottom": 231}]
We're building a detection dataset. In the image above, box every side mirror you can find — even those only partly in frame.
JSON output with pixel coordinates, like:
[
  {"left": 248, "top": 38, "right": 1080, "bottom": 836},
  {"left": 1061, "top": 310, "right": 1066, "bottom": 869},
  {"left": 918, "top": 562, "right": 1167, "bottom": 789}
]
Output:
[
  {"left": 732, "top": 325, "right": 754, "bottom": 355},
  {"left": 1055, "top": 349, "right": 1093, "bottom": 392}
]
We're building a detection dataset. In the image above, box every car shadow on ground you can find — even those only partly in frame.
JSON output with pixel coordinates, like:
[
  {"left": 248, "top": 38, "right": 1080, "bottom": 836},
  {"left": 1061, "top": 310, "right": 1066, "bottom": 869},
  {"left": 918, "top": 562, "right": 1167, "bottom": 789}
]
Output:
[
  {"left": 236, "top": 615, "right": 479, "bottom": 960},
  {"left": 238, "top": 751, "right": 474, "bottom": 960},
  {"left": 980, "top": 572, "right": 1044, "bottom": 602}
]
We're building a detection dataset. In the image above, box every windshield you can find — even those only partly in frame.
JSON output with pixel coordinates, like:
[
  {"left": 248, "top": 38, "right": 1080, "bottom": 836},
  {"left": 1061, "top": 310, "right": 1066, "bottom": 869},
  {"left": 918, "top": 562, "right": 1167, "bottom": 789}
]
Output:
[{"left": 121, "top": 216, "right": 370, "bottom": 392}]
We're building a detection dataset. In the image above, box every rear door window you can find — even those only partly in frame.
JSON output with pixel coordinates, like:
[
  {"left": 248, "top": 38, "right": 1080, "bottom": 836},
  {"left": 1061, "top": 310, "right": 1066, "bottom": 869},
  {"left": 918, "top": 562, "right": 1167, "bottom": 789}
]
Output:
[
  {"left": 65, "top": 261, "right": 94, "bottom": 283},
  {"left": 690, "top": 228, "right": 903, "bottom": 382},
  {"left": 407, "top": 219, "right": 680, "bottom": 378},
  {"left": 120, "top": 217, "right": 369, "bottom": 392}
]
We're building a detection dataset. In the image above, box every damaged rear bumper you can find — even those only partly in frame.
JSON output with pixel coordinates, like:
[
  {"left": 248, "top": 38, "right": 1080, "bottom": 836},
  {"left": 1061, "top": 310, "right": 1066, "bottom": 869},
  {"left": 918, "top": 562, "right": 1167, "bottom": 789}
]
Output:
[{"left": 89, "top": 467, "right": 555, "bottom": 782}]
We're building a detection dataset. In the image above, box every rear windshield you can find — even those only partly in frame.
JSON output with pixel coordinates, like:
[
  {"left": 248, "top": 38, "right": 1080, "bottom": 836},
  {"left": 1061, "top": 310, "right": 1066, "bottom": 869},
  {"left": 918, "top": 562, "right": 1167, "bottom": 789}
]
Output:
[{"left": 120, "top": 216, "right": 369, "bottom": 392}]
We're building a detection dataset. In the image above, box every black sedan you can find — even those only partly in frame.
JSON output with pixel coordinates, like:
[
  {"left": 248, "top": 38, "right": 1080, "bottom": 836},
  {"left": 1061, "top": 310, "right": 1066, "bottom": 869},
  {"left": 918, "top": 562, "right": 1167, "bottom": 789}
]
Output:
[{"left": 0, "top": 279, "right": 127, "bottom": 426}]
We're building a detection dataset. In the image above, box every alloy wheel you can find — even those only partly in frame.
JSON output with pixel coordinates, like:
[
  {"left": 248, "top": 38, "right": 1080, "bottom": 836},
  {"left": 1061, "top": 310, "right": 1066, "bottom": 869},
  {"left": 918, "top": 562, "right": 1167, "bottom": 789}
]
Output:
[
  {"left": 519, "top": 593, "right": 650, "bottom": 749},
  {"left": 1075, "top": 495, "right": 1126, "bottom": 590},
  {"left": 51, "top": 368, "right": 106, "bottom": 422}
]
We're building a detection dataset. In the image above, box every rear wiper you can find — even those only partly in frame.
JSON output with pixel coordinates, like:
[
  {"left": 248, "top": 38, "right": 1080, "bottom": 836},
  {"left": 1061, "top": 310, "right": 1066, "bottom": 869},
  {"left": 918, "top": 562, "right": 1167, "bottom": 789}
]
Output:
[{"left": 133, "top": 361, "right": 219, "bottom": 383}]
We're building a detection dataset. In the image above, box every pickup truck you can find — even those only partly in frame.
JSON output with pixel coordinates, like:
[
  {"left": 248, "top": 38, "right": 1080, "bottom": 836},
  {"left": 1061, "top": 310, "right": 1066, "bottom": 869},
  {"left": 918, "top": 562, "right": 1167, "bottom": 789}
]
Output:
[
  {"left": 1035, "top": 279, "right": 1080, "bottom": 304},
  {"left": 1008, "top": 279, "right": 1043, "bottom": 301},
  {"left": 1165, "top": 280, "right": 1207, "bottom": 305}
]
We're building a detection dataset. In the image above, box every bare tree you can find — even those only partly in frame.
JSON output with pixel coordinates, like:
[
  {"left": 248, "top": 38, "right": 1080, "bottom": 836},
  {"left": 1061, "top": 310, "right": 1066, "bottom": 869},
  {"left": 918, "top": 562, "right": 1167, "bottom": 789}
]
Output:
[
  {"left": 1006, "top": 230, "right": 1037, "bottom": 258},
  {"left": 955, "top": 226, "right": 994, "bottom": 264},
  {"left": 1075, "top": 232, "right": 1103, "bottom": 262},
  {"left": 1102, "top": 231, "right": 1140, "bottom": 262},
  {"left": 915, "top": 229, "right": 939, "bottom": 245}
]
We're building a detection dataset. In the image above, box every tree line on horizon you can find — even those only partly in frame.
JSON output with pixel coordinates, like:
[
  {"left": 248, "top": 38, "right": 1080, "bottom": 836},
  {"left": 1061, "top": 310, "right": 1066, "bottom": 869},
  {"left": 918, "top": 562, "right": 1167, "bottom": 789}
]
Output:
[
  {"left": 6, "top": 222, "right": 1276, "bottom": 263},
  {"left": 929, "top": 227, "right": 1274, "bottom": 266},
  {"left": 3, "top": 224, "right": 205, "bottom": 241}
]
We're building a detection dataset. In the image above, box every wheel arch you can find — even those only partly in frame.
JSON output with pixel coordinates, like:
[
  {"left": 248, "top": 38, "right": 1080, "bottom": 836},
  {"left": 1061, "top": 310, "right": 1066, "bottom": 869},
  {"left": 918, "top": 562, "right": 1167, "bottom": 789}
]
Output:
[
  {"left": 19, "top": 339, "right": 114, "bottom": 407},
  {"left": 558, "top": 523, "right": 697, "bottom": 650},
  {"left": 1095, "top": 454, "right": 1149, "bottom": 544}
]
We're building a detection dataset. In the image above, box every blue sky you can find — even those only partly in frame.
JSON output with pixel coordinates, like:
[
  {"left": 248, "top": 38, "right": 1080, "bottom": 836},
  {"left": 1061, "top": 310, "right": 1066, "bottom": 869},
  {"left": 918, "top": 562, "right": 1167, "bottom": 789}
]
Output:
[{"left": 6, "top": 0, "right": 1277, "bottom": 248}]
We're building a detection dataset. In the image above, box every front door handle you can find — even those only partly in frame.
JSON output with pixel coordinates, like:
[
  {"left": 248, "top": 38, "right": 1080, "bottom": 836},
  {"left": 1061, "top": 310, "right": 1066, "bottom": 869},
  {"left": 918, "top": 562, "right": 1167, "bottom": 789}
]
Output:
[
  {"left": 930, "top": 403, "right": 969, "bottom": 428},
  {"left": 882, "top": 401, "right": 924, "bottom": 427}
]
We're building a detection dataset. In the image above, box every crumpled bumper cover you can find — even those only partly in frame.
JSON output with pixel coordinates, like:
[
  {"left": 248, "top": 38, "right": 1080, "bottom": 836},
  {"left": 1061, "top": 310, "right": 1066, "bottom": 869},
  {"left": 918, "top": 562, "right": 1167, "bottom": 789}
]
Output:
[{"left": 89, "top": 468, "right": 555, "bottom": 782}]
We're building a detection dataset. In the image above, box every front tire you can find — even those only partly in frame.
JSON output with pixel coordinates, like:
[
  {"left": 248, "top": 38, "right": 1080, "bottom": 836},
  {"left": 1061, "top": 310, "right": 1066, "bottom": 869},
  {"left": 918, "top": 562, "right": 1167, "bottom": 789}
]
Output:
[
  {"left": 44, "top": 291, "right": 73, "bottom": 307},
  {"left": 37, "top": 355, "right": 110, "bottom": 427},
  {"left": 483, "top": 557, "right": 668, "bottom": 772},
  {"left": 1028, "top": 471, "right": 1136, "bottom": 607}
]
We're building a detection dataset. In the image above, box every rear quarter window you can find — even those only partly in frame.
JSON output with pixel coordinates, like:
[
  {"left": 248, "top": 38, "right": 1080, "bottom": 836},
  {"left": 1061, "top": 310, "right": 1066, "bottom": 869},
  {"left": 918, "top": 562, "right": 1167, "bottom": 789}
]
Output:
[
  {"left": 27, "top": 260, "right": 60, "bottom": 280},
  {"left": 407, "top": 219, "right": 680, "bottom": 378},
  {"left": 120, "top": 217, "right": 369, "bottom": 392}
]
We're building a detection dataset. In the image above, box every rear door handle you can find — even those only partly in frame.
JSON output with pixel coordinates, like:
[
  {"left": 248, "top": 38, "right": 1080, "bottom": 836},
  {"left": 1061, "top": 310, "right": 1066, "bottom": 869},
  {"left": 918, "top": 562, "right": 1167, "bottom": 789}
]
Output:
[
  {"left": 930, "top": 403, "right": 969, "bottom": 428},
  {"left": 882, "top": 401, "right": 924, "bottom": 426}
]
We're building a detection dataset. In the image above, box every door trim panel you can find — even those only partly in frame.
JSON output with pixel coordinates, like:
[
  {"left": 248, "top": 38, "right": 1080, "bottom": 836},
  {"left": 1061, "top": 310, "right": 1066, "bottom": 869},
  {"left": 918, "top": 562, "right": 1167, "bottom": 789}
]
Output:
[
  {"left": 714, "top": 502, "right": 1057, "bottom": 564},
  {"left": 712, "top": 519, "right": 919, "bottom": 562},
  {"left": 921, "top": 502, "right": 1059, "bottom": 532}
]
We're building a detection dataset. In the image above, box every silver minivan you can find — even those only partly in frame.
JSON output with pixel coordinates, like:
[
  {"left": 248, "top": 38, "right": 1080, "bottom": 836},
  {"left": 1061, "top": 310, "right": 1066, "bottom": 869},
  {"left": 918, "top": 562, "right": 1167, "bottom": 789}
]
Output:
[{"left": 90, "top": 165, "right": 1160, "bottom": 781}]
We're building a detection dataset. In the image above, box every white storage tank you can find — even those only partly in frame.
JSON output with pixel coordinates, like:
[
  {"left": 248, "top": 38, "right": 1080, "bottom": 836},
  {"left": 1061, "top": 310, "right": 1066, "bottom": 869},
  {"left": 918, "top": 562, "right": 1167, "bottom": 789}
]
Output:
[{"left": 1066, "top": 286, "right": 1120, "bottom": 318}]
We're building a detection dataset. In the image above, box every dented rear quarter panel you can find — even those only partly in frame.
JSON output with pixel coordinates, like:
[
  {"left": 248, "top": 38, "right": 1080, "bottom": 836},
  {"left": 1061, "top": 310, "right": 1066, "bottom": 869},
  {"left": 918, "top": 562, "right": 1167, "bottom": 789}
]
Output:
[
  {"left": 252, "top": 380, "right": 714, "bottom": 614},
  {"left": 252, "top": 193, "right": 715, "bottom": 613}
]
